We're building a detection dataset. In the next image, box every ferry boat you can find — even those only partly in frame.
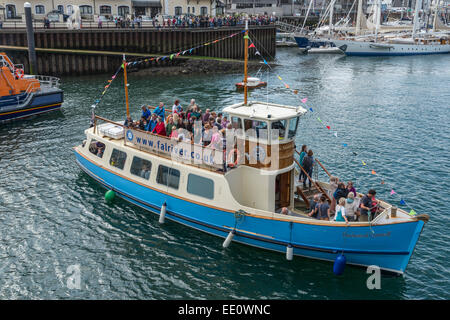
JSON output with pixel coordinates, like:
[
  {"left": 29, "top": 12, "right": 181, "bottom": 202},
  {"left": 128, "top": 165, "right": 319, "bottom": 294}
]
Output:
[
  {"left": 73, "top": 24, "right": 429, "bottom": 275},
  {"left": 0, "top": 53, "right": 63, "bottom": 123}
]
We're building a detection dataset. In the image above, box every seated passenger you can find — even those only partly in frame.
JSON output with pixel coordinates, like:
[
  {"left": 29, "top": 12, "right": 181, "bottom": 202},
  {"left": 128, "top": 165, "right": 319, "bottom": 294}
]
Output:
[
  {"left": 152, "top": 116, "right": 166, "bottom": 136},
  {"left": 124, "top": 116, "right": 133, "bottom": 128},
  {"left": 140, "top": 165, "right": 150, "bottom": 180},
  {"left": 169, "top": 126, "right": 178, "bottom": 140},
  {"left": 165, "top": 116, "right": 174, "bottom": 136},
  {"left": 344, "top": 192, "right": 359, "bottom": 221},
  {"left": 146, "top": 114, "right": 158, "bottom": 132},
  {"left": 334, "top": 197, "right": 348, "bottom": 223},
  {"left": 317, "top": 195, "right": 330, "bottom": 221}
]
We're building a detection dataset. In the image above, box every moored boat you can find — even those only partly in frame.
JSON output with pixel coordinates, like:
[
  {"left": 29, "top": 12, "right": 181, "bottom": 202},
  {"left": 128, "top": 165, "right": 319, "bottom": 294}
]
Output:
[
  {"left": 235, "top": 77, "right": 267, "bottom": 90},
  {"left": 73, "top": 21, "right": 429, "bottom": 275},
  {"left": 0, "top": 53, "right": 63, "bottom": 123}
]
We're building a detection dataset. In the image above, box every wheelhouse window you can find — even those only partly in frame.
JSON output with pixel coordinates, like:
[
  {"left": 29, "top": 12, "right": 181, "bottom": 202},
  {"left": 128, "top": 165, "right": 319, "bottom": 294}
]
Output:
[
  {"left": 110, "top": 149, "right": 127, "bottom": 170},
  {"left": 99, "top": 5, "right": 111, "bottom": 15},
  {"left": 6, "top": 4, "right": 17, "bottom": 19},
  {"left": 187, "top": 174, "right": 214, "bottom": 199},
  {"left": 57, "top": 5, "right": 64, "bottom": 14},
  {"left": 88, "top": 139, "right": 105, "bottom": 158},
  {"left": 130, "top": 156, "right": 152, "bottom": 180},
  {"left": 271, "top": 120, "right": 287, "bottom": 141},
  {"left": 174, "top": 6, "right": 182, "bottom": 16},
  {"left": 35, "top": 5, "right": 45, "bottom": 14},
  {"left": 157, "top": 165, "right": 180, "bottom": 189},
  {"left": 67, "top": 5, "right": 73, "bottom": 15},
  {"left": 231, "top": 116, "right": 242, "bottom": 130},
  {"left": 79, "top": 5, "right": 93, "bottom": 14},
  {"left": 200, "top": 7, "right": 208, "bottom": 16},
  {"left": 244, "top": 119, "right": 268, "bottom": 140},
  {"left": 288, "top": 116, "right": 299, "bottom": 139}
]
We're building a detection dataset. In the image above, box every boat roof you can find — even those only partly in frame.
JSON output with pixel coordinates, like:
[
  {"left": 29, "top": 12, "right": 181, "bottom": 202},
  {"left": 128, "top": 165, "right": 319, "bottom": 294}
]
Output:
[{"left": 223, "top": 101, "right": 307, "bottom": 121}]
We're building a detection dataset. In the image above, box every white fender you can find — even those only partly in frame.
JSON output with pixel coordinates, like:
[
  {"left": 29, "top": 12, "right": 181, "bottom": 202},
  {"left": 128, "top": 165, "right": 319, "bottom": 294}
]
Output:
[
  {"left": 286, "top": 244, "right": 293, "bottom": 261},
  {"left": 159, "top": 202, "right": 167, "bottom": 224},
  {"left": 222, "top": 230, "right": 235, "bottom": 248}
]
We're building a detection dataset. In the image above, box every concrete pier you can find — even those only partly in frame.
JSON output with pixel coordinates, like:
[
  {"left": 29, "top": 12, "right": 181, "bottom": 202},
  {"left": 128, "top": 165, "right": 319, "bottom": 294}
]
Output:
[{"left": 0, "top": 26, "right": 276, "bottom": 76}]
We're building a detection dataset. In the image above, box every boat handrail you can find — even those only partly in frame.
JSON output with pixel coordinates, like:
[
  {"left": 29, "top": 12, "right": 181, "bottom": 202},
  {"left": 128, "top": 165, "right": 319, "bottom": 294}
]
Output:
[
  {"left": 293, "top": 157, "right": 332, "bottom": 203},
  {"left": 29, "top": 75, "right": 61, "bottom": 88},
  {"left": 93, "top": 115, "right": 228, "bottom": 174}
]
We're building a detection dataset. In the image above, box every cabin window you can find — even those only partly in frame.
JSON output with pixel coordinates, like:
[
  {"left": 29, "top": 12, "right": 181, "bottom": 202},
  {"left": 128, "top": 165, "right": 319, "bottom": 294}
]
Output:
[
  {"left": 231, "top": 116, "right": 242, "bottom": 130},
  {"left": 67, "top": 5, "right": 73, "bottom": 15},
  {"left": 244, "top": 119, "right": 268, "bottom": 139},
  {"left": 187, "top": 174, "right": 214, "bottom": 199},
  {"left": 271, "top": 120, "right": 287, "bottom": 140},
  {"left": 130, "top": 156, "right": 152, "bottom": 180},
  {"left": 287, "top": 116, "right": 299, "bottom": 139},
  {"left": 57, "top": 5, "right": 64, "bottom": 14},
  {"left": 118, "top": 6, "right": 129, "bottom": 16},
  {"left": 110, "top": 149, "right": 127, "bottom": 170},
  {"left": 88, "top": 139, "right": 105, "bottom": 158},
  {"left": 200, "top": 7, "right": 208, "bottom": 16},
  {"left": 79, "top": 5, "right": 93, "bottom": 14},
  {"left": 157, "top": 165, "right": 180, "bottom": 189},
  {"left": 174, "top": 6, "right": 182, "bottom": 16}
]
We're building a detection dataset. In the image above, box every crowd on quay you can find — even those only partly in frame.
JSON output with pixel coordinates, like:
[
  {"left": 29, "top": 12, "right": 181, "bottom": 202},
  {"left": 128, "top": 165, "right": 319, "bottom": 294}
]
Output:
[
  {"left": 103, "top": 14, "right": 276, "bottom": 29},
  {"left": 298, "top": 145, "right": 381, "bottom": 223}
]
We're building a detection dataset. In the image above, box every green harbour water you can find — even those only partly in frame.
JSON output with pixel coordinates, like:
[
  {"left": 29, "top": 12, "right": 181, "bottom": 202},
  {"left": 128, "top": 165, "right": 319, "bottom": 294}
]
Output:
[{"left": 0, "top": 48, "right": 449, "bottom": 299}]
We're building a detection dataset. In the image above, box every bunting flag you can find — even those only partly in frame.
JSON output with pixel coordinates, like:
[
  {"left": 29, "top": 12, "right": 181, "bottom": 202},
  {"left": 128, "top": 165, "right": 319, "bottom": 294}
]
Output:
[
  {"left": 249, "top": 43, "right": 256, "bottom": 48},
  {"left": 284, "top": 84, "right": 290, "bottom": 89},
  {"left": 326, "top": 125, "right": 330, "bottom": 130},
  {"left": 301, "top": 98, "right": 308, "bottom": 103},
  {"left": 390, "top": 189, "right": 396, "bottom": 195},
  {"left": 362, "top": 161, "right": 367, "bottom": 165},
  {"left": 309, "top": 107, "right": 313, "bottom": 112},
  {"left": 334, "top": 132, "right": 338, "bottom": 137},
  {"left": 409, "top": 209, "right": 416, "bottom": 216},
  {"left": 342, "top": 143, "right": 347, "bottom": 147},
  {"left": 243, "top": 35, "right": 249, "bottom": 39},
  {"left": 371, "top": 170, "right": 377, "bottom": 175},
  {"left": 400, "top": 199, "right": 406, "bottom": 205},
  {"left": 255, "top": 50, "right": 261, "bottom": 56}
]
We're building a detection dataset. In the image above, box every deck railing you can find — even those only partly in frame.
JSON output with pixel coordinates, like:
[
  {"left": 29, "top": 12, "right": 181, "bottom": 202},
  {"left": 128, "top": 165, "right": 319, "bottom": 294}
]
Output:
[{"left": 93, "top": 115, "right": 228, "bottom": 174}]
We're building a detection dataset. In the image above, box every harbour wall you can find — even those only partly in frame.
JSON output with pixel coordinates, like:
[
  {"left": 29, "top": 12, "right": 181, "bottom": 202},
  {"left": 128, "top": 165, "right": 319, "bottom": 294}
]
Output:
[{"left": 0, "top": 26, "right": 276, "bottom": 76}]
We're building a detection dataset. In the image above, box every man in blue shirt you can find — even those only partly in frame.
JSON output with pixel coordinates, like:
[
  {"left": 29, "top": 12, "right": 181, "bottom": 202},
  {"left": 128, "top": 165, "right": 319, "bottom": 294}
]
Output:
[
  {"left": 153, "top": 102, "right": 165, "bottom": 122},
  {"left": 141, "top": 105, "right": 151, "bottom": 120},
  {"left": 146, "top": 114, "right": 158, "bottom": 132}
]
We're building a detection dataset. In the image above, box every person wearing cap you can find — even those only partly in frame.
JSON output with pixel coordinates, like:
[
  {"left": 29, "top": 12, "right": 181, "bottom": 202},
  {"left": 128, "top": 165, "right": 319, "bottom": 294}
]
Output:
[{"left": 360, "top": 189, "right": 377, "bottom": 222}]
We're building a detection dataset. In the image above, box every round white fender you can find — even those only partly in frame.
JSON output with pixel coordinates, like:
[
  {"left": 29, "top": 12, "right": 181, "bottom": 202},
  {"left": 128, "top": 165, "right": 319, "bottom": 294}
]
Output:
[
  {"left": 286, "top": 244, "right": 293, "bottom": 261},
  {"left": 222, "top": 230, "right": 235, "bottom": 248},
  {"left": 159, "top": 202, "right": 167, "bottom": 224}
]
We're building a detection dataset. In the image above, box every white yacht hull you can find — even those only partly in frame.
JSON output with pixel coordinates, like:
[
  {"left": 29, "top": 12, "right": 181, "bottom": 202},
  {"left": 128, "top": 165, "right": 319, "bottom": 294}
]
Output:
[{"left": 333, "top": 39, "right": 450, "bottom": 56}]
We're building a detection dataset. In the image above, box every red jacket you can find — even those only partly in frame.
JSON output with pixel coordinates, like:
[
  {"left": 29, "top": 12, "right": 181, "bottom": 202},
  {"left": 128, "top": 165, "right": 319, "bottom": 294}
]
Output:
[{"left": 152, "top": 122, "right": 166, "bottom": 136}]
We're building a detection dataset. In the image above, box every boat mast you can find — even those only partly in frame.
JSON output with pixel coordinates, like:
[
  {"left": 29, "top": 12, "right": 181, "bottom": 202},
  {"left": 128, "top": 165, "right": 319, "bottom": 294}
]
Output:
[
  {"left": 355, "top": 0, "right": 363, "bottom": 35},
  {"left": 412, "top": 0, "right": 423, "bottom": 39},
  {"left": 123, "top": 54, "right": 130, "bottom": 118},
  {"left": 244, "top": 17, "right": 249, "bottom": 106},
  {"left": 329, "top": 0, "right": 335, "bottom": 36},
  {"left": 375, "top": 0, "right": 381, "bottom": 41}
]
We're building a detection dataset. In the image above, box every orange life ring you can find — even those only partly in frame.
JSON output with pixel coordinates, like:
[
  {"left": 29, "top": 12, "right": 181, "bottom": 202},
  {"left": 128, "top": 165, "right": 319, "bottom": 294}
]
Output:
[
  {"left": 227, "top": 148, "right": 240, "bottom": 168},
  {"left": 14, "top": 68, "right": 24, "bottom": 79}
]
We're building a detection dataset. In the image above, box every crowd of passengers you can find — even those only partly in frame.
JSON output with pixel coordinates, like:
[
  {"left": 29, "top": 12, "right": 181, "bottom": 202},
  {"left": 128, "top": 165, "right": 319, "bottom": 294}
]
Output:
[
  {"left": 287, "top": 144, "right": 383, "bottom": 223},
  {"left": 124, "top": 99, "right": 237, "bottom": 151}
]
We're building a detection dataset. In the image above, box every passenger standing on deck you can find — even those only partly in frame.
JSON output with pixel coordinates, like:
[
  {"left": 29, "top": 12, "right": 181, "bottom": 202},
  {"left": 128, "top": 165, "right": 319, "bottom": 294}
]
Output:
[
  {"left": 298, "top": 145, "right": 307, "bottom": 182},
  {"left": 202, "top": 109, "right": 211, "bottom": 123},
  {"left": 317, "top": 195, "right": 330, "bottom": 221},
  {"left": 302, "top": 150, "right": 314, "bottom": 189},
  {"left": 344, "top": 192, "right": 360, "bottom": 221},
  {"left": 335, "top": 197, "right": 349, "bottom": 223},
  {"left": 153, "top": 102, "right": 165, "bottom": 121},
  {"left": 346, "top": 181, "right": 357, "bottom": 197},
  {"left": 359, "top": 189, "right": 377, "bottom": 222},
  {"left": 141, "top": 105, "right": 151, "bottom": 120},
  {"left": 172, "top": 99, "right": 183, "bottom": 114},
  {"left": 165, "top": 116, "right": 174, "bottom": 137},
  {"left": 307, "top": 194, "right": 320, "bottom": 218}
]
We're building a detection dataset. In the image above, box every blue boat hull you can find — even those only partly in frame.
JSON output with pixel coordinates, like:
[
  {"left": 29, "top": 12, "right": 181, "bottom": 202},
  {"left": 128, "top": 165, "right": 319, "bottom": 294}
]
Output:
[
  {"left": 74, "top": 149, "right": 425, "bottom": 274},
  {"left": 0, "top": 90, "right": 63, "bottom": 122},
  {"left": 294, "top": 36, "right": 335, "bottom": 49}
]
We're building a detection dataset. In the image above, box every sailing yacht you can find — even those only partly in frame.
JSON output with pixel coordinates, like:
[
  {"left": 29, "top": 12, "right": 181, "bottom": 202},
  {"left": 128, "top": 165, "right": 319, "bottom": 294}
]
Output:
[{"left": 333, "top": 0, "right": 450, "bottom": 56}]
